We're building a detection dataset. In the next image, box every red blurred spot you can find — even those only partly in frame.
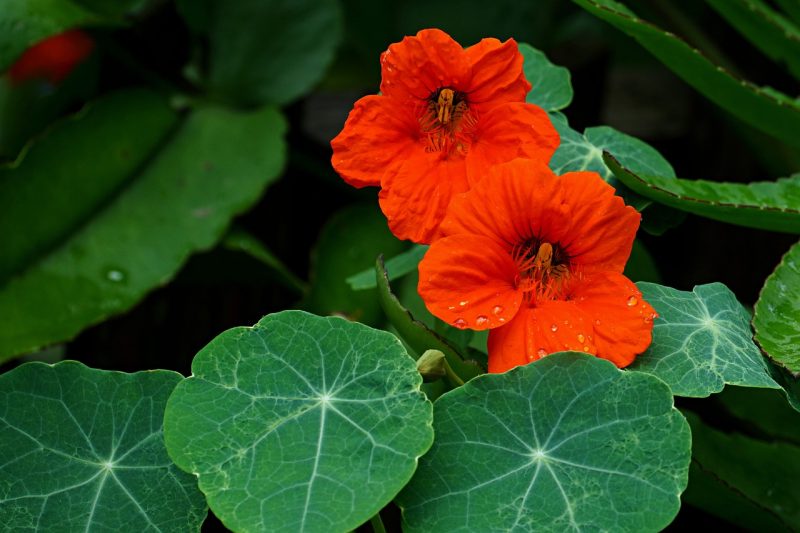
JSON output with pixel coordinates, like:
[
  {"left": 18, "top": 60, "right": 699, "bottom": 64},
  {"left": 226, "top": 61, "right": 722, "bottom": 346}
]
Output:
[{"left": 8, "top": 29, "right": 94, "bottom": 85}]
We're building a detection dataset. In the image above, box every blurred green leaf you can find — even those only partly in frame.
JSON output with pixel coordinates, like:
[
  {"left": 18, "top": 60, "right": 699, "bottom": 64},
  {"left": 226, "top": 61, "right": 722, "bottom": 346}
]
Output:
[
  {"left": 631, "top": 282, "right": 780, "bottom": 397},
  {"left": 70, "top": 0, "right": 148, "bottom": 19},
  {"left": 573, "top": 0, "right": 800, "bottom": 147},
  {"left": 623, "top": 239, "right": 661, "bottom": 283},
  {"left": 549, "top": 114, "right": 675, "bottom": 212},
  {"left": 347, "top": 244, "right": 427, "bottom": 291},
  {"left": 519, "top": 43, "right": 573, "bottom": 112},
  {"left": 397, "top": 352, "right": 691, "bottom": 532},
  {"left": 222, "top": 227, "right": 307, "bottom": 295},
  {"left": 0, "top": 90, "right": 287, "bottom": 362},
  {"left": 0, "top": 361, "right": 207, "bottom": 531},
  {"left": 607, "top": 154, "right": 800, "bottom": 233},
  {"left": 705, "top": 0, "right": 800, "bottom": 79},
  {"left": 177, "top": 0, "right": 343, "bottom": 106},
  {"left": 683, "top": 411, "right": 800, "bottom": 530},
  {"left": 715, "top": 386, "right": 800, "bottom": 444},
  {"left": 376, "top": 256, "right": 484, "bottom": 381},
  {"left": 163, "top": 310, "right": 433, "bottom": 533},
  {"left": 303, "top": 203, "right": 407, "bottom": 327},
  {"left": 0, "top": 90, "right": 176, "bottom": 282},
  {"left": 0, "top": 0, "right": 103, "bottom": 71},
  {"left": 754, "top": 240, "right": 800, "bottom": 374},
  {"left": 775, "top": 0, "right": 800, "bottom": 25}
]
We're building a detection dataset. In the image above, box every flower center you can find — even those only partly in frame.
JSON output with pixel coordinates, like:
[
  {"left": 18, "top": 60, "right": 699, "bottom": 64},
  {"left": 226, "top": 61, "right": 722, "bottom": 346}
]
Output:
[
  {"left": 512, "top": 239, "right": 571, "bottom": 303},
  {"left": 418, "top": 87, "right": 477, "bottom": 158}
]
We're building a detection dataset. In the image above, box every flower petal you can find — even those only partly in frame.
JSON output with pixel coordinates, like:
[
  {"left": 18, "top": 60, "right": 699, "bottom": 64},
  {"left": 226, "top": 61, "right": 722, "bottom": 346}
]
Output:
[
  {"left": 571, "top": 271, "right": 656, "bottom": 367},
  {"left": 331, "top": 95, "right": 420, "bottom": 188},
  {"left": 418, "top": 234, "right": 522, "bottom": 330},
  {"left": 487, "top": 302, "right": 595, "bottom": 373},
  {"left": 378, "top": 154, "right": 470, "bottom": 243},
  {"left": 465, "top": 103, "right": 559, "bottom": 185},
  {"left": 559, "top": 171, "right": 640, "bottom": 272},
  {"left": 441, "top": 159, "right": 569, "bottom": 247},
  {"left": 463, "top": 37, "right": 530, "bottom": 104},
  {"left": 380, "top": 29, "right": 469, "bottom": 102}
]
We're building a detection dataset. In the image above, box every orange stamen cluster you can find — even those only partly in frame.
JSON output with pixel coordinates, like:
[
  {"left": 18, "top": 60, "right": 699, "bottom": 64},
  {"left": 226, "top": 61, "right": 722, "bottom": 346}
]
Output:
[
  {"left": 418, "top": 88, "right": 477, "bottom": 158},
  {"left": 512, "top": 240, "right": 571, "bottom": 303}
]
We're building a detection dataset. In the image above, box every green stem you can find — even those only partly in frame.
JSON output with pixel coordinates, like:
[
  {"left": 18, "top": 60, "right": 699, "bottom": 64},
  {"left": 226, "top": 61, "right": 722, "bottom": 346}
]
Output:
[
  {"left": 370, "top": 512, "right": 387, "bottom": 533},
  {"left": 443, "top": 357, "right": 465, "bottom": 388}
]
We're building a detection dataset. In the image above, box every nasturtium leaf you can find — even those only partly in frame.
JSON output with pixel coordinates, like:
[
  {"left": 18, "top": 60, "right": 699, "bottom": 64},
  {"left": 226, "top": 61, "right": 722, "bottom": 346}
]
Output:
[
  {"left": 714, "top": 386, "right": 800, "bottom": 444},
  {"left": 753, "top": 240, "right": 800, "bottom": 374},
  {"left": 607, "top": 154, "right": 800, "bottom": 234},
  {"left": 572, "top": 0, "right": 800, "bottom": 147},
  {"left": 0, "top": 361, "right": 206, "bottom": 531},
  {"left": 705, "top": 0, "right": 800, "bottom": 79},
  {"left": 0, "top": 0, "right": 102, "bottom": 71},
  {"left": 304, "top": 203, "right": 407, "bottom": 327},
  {"left": 631, "top": 282, "right": 780, "bottom": 397},
  {"left": 0, "top": 90, "right": 177, "bottom": 282},
  {"left": 163, "top": 310, "right": 433, "bottom": 533},
  {"left": 775, "top": 0, "right": 800, "bottom": 25},
  {"left": 177, "top": 0, "right": 343, "bottom": 106},
  {"left": 0, "top": 90, "right": 287, "bottom": 362},
  {"left": 519, "top": 43, "right": 573, "bottom": 112},
  {"left": 548, "top": 114, "right": 675, "bottom": 211},
  {"left": 683, "top": 411, "right": 800, "bottom": 530},
  {"left": 347, "top": 245, "right": 427, "bottom": 291},
  {"left": 397, "top": 352, "right": 691, "bottom": 532},
  {"left": 376, "top": 256, "right": 484, "bottom": 381}
]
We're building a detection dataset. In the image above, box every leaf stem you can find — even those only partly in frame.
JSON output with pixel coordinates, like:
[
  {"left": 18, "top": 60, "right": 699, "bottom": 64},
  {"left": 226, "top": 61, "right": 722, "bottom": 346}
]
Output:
[{"left": 370, "top": 512, "right": 387, "bottom": 533}]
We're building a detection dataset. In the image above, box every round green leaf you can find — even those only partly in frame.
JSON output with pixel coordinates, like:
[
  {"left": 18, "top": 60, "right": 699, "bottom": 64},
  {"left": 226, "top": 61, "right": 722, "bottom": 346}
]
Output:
[
  {"left": 631, "top": 282, "right": 780, "bottom": 397},
  {"left": 0, "top": 90, "right": 287, "bottom": 362},
  {"left": 519, "top": 43, "right": 573, "bottom": 112},
  {"left": 0, "top": 361, "right": 206, "bottom": 531},
  {"left": 178, "top": 0, "right": 343, "bottom": 106},
  {"left": 397, "top": 352, "right": 691, "bottom": 532},
  {"left": 163, "top": 310, "right": 433, "bottom": 533},
  {"left": 754, "top": 240, "right": 800, "bottom": 374}
]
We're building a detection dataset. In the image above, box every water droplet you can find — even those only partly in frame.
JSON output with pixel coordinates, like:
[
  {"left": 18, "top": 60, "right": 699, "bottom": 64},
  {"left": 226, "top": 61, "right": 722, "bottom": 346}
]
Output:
[
  {"left": 447, "top": 306, "right": 456, "bottom": 311},
  {"left": 106, "top": 270, "right": 125, "bottom": 282},
  {"left": 537, "top": 348, "right": 548, "bottom": 358},
  {"left": 459, "top": 300, "right": 468, "bottom": 307},
  {"left": 453, "top": 318, "right": 468, "bottom": 329},
  {"left": 626, "top": 296, "right": 638, "bottom": 307},
  {"left": 499, "top": 317, "right": 506, "bottom": 323},
  {"left": 476, "top": 315, "right": 489, "bottom": 326},
  {"left": 583, "top": 346, "right": 590, "bottom": 352},
  {"left": 594, "top": 319, "right": 601, "bottom": 326},
  {"left": 550, "top": 324, "right": 558, "bottom": 332},
  {"left": 492, "top": 305, "right": 503, "bottom": 315},
  {"left": 577, "top": 333, "right": 585, "bottom": 343},
  {"left": 644, "top": 312, "right": 657, "bottom": 324}
]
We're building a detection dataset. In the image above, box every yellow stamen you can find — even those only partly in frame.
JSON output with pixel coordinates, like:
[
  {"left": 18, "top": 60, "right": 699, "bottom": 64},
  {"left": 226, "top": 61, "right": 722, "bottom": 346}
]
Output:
[{"left": 436, "top": 88, "right": 455, "bottom": 124}]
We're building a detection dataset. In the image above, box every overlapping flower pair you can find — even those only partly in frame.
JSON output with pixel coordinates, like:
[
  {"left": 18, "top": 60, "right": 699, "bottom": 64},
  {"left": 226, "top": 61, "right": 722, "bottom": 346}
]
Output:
[{"left": 331, "top": 29, "right": 656, "bottom": 373}]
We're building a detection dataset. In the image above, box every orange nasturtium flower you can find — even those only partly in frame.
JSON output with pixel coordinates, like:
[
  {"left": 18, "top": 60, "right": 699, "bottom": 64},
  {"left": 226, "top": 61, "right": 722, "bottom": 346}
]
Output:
[
  {"left": 8, "top": 30, "right": 94, "bottom": 86},
  {"left": 418, "top": 159, "right": 657, "bottom": 373},
  {"left": 331, "top": 28, "right": 559, "bottom": 244}
]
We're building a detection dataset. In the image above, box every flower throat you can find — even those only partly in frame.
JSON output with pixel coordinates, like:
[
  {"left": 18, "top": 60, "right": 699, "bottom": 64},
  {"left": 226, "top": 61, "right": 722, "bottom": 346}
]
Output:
[
  {"left": 419, "top": 87, "right": 477, "bottom": 157},
  {"left": 512, "top": 239, "right": 571, "bottom": 302}
]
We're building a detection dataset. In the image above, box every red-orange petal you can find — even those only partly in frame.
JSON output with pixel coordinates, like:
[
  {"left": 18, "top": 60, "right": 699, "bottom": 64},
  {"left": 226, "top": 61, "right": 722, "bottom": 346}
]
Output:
[
  {"left": 559, "top": 171, "right": 640, "bottom": 273},
  {"left": 9, "top": 30, "right": 94, "bottom": 85},
  {"left": 418, "top": 234, "right": 522, "bottom": 330},
  {"left": 380, "top": 29, "right": 469, "bottom": 102},
  {"left": 441, "top": 159, "right": 569, "bottom": 247},
  {"left": 487, "top": 302, "right": 595, "bottom": 373},
  {"left": 378, "top": 153, "right": 470, "bottom": 244},
  {"left": 463, "top": 38, "right": 530, "bottom": 105},
  {"left": 331, "top": 95, "right": 420, "bottom": 189},
  {"left": 464, "top": 103, "right": 559, "bottom": 186},
  {"left": 571, "top": 271, "right": 656, "bottom": 367}
]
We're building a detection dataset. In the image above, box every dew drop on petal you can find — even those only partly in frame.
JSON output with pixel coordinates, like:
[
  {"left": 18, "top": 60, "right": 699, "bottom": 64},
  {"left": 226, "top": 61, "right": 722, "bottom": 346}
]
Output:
[
  {"left": 583, "top": 346, "right": 590, "bottom": 352},
  {"left": 476, "top": 315, "right": 489, "bottom": 326},
  {"left": 594, "top": 319, "right": 601, "bottom": 326},
  {"left": 453, "top": 318, "right": 467, "bottom": 329},
  {"left": 499, "top": 317, "right": 506, "bottom": 323},
  {"left": 537, "top": 348, "right": 548, "bottom": 358},
  {"left": 626, "top": 296, "right": 638, "bottom": 307},
  {"left": 550, "top": 324, "right": 558, "bottom": 332},
  {"left": 459, "top": 300, "right": 468, "bottom": 307},
  {"left": 577, "top": 333, "right": 585, "bottom": 344},
  {"left": 447, "top": 306, "right": 456, "bottom": 311},
  {"left": 492, "top": 305, "right": 503, "bottom": 315}
]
